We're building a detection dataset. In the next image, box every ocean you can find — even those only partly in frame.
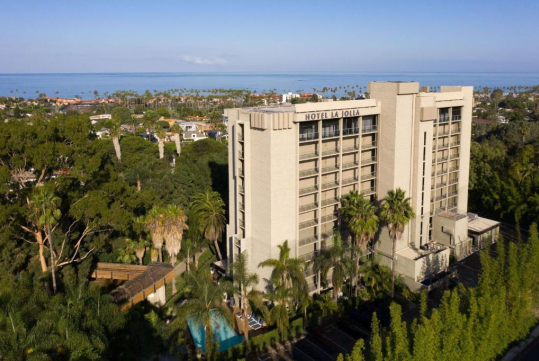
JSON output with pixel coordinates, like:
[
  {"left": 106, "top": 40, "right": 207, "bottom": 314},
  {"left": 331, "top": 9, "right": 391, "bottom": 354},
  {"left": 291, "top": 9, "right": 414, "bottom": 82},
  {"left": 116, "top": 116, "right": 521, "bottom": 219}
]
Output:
[{"left": 1, "top": 72, "right": 539, "bottom": 99}]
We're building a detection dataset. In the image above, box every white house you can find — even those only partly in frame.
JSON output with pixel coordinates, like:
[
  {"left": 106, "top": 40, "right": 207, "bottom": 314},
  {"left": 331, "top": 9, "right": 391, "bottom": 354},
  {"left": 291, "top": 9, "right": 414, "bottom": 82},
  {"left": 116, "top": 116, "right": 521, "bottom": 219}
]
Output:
[
  {"left": 177, "top": 121, "right": 197, "bottom": 132},
  {"left": 183, "top": 130, "right": 206, "bottom": 142},
  {"left": 281, "top": 92, "right": 300, "bottom": 103}
]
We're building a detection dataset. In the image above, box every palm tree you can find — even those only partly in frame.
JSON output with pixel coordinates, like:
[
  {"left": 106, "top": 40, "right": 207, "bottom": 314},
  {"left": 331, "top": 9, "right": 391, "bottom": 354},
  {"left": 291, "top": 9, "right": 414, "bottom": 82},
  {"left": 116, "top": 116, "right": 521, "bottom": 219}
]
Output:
[
  {"left": 163, "top": 204, "right": 188, "bottom": 267},
  {"left": 232, "top": 251, "right": 261, "bottom": 343},
  {"left": 178, "top": 269, "right": 234, "bottom": 356},
  {"left": 340, "top": 191, "right": 379, "bottom": 295},
  {"left": 109, "top": 122, "right": 122, "bottom": 161},
  {"left": 170, "top": 123, "right": 182, "bottom": 157},
  {"left": 156, "top": 126, "right": 167, "bottom": 160},
  {"left": 313, "top": 233, "right": 355, "bottom": 301},
  {"left": 133, "top": 238, "right": 150, "bottom": 265},
  {"left": 265, "top": 286, "right": 292, "bottom": 334},
  {"left": 379, "top": 188, "right": 415, "bottom": 298},
  {"left": 258, "top": 240, "right": 305, "bottom": 290},
  {"left": 31, "top": 188, "right": 62, "bottom": 293},
  {"left": 145, "top": 207, "right": 166, "bottom": 262},
  {"left": 190, "top": 191, "right": 226, "bottom": 260}
]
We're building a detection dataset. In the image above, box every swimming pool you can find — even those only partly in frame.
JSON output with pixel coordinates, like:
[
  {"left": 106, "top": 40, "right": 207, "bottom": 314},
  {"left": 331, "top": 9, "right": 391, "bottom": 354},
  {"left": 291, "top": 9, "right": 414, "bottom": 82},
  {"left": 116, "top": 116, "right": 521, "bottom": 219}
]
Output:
[{"left": 188, "top": 310, "right": 244, "bottom": 352}]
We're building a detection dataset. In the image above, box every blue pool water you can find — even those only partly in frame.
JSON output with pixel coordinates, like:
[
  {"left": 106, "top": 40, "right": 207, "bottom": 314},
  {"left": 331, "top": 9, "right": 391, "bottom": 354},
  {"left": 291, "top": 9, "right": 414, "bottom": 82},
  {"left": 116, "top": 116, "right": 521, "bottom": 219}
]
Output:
[{"left": 188, "top": 310, "right": 244, "bottom": 352}]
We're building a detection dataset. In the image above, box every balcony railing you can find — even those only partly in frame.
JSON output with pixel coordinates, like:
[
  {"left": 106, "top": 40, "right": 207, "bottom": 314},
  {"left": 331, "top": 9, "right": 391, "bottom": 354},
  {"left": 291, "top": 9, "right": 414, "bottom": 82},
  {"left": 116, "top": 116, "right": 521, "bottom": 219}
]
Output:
[
  {"left": 448, "top": 203, "right": 457, "bottom": 209},
  {"left": 362, "top": 141, "right": 377, "bottom": 149},
  {"left": 450, "top": 153, "right": 460, "bottom": 160},
  {"left": 299, "top": 185, "right": 318, "bottom": 195},
  {"left": 307, "top": 283, "right": 318, "bottom": 291},
  {"left": 239, "top": 202, "right": 245, "bottom": 211},
  {"left": 362, "top": 186, "right": 376, "bottom": 195},
  {"left": 238, "top": 168, "right": 244, "bottom": 177},
  {"left": 320, "top": 228, "right": 338, "bottom": 241},
  {"left": 299, "top": 168, "right": 318, "bottom": 177},
  {"left": 238, "top": 150, "right": 244, "bottom": 159},
  {"left": 299, "top": 251, "right": 317, "bottom": 262},
  {"left": 438, "top": 143, "right": 449, "bottom": 150},
  {"left": 362, "top": 156, "right": 377, "bottom": 164},
  {"left": 452, "top": 115, "right": 461, "bottom": 121},
  {"left": 342, "top": 127, "right": 360, "bottom": 136},
  {"left": 437, "top": 168, "right": 447, "bottom": 175},
  {"left": 449, "top": 178, "right": 458, "bottom": 185},
  {"left": 342, "top": 161, "right": 359, "bottom": 169},
  {"left": 239, "top": 185, "right": 245, "bottom": 194},
  {"left": 437, "top": 156, "right": 448, "bottom": 163},
  {"left": 321, "top": 164, "right": 339, "bottom": 173},
  {"left": 299, "top": 202, "right": 318, "bottom": 213},
  {"left": 239, "top": 219, "right": 245, "bottom": 228},
  {"left": 322, "top": 148, "right": 339, "bottom": 156},
  {"left": 449, "top": 189, "right": 458, "bottom": 197},
  {"left": 322, "top": 181, "right": 339, "bottom": 190},
  {"left": 452, "top": 128, "right": 461, "bottom": 134},
  {"left": 342, "top": 176, "right": 359, "bottom": 186},
  {"left": 304, "top": 267, "right": 315, "bottom": 277},
  {"left": 449, "top": 166, "right": 459, "bottom": 172},
  {"left": 299, "top": 132, "right": 319, "bottom": 142},
  {"left": 322, "top": 129, "right": 340, "bottom": 138},
  {"left": 361, "top": 172, "right": 376, "bottom": 180},
  {"left": 238, "top": 133, "right": 244, "bottom": 141},
  {"left": 435, "top": 194, "right": 447, "bottom": 201},
  {"left": 299, "top": 235, "right": 318, "bottom": 247},
  {"left": 321, "top": 197, "right": 339, "bottom": 207},
  {"left": 342, "top": 144, "right": 359, "bottom": 153},
  {"left": 436, "top": 181, "right": 447, "bottom": 188},
  {"left": 299, "top": 151, "right": 319, "bottom": 160},
  {"left": 450, "top": 141, "right": 460, "bottom": 147},
  {"left": 321, "top": 213, "right": 338, "bottom": 223},
  {"left": 439, "top": 115, "right": 450, "bottom": 123},
  {"left": 436, "top": 129, "right": 449, "bottom": 136},
  {"left": 299, "top": 218, "right": 318, "bottom": 230},
  {"left": 362, "top": 125, "right": 378, "bottom": 133}
]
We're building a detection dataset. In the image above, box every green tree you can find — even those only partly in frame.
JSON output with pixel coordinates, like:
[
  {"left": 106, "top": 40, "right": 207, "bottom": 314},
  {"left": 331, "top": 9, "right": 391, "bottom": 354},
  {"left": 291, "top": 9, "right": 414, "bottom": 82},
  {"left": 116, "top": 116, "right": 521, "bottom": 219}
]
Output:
[
  {"left": 380, "top": 188, "right": 415, "bottom": 298},
  {"left": 370, "top": 312, "right": 384, "bottom": 361},
  {"left": 145, "top": 207, "right": 165, "bottom": 262},
  {"left": 190, "top": 190, "right": 226, "bottom": 260},
  {"left": 258, "top": 240, "right": 305, "bottom": 290}
]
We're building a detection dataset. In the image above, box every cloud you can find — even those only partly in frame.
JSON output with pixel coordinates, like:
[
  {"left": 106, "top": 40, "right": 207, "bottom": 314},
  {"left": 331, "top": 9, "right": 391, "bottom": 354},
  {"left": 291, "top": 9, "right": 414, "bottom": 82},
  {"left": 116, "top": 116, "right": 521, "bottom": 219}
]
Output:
[{"left": 178, "top": 55, "right": 227, "bottom": 65}]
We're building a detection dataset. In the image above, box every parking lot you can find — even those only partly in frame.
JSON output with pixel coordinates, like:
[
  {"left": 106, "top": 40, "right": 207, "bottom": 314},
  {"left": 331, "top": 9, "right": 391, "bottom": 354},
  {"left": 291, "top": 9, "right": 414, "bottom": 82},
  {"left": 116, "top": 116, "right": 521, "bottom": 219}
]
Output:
[{"left": 258, "top": 320, "right": 369, "bottom": 361}]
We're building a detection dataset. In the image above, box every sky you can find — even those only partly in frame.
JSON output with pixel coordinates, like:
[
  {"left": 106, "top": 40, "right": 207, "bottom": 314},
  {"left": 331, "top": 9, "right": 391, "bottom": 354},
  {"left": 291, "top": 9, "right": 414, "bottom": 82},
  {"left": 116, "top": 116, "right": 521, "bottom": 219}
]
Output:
[{"left": 1, "top": 0, "right": 538, "bottom": 73}]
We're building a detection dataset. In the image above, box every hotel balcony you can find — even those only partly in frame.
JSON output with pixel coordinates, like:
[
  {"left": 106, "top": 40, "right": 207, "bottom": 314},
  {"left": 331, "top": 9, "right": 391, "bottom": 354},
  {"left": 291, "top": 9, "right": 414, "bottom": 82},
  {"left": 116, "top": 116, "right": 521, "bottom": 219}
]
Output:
[
  {"left": 439, "top": 115, "right": 450, "bottom": 123},
  {"left": 449, "top": 189, "right": 459, "bottom": 197},
  {"left": 238, "top": 150, "right": 244, "bottom": 160},
  {"left": 450, "top": 141, "right": 460, "bottom": 147},
  {"left": 322, "top": 148, "right": 340, "bottom": 156},
  {"left": 239, "top": 185, "right": 244, "bottom": 194},
  {"left": 321, "top": 212, "right": 338, "bottom": 224},
  {"left": 238, "top": 133, "right": 244, "bottom": 142},
  {"left": 239, "top": 168, "right": 244, "bottom": 177},
  {"left": 362, "top": 156, "right": 377, "bottom": 165},
  {"left": 307, "top": 283, "right": 318, "bottom": 292},
  {"left": 299, "top": 168, "right": 319, "bottom": 178},
  {"left": 362, "top": 141, "right": 377, "bottom": 149},
  {"left": 300, "top": 185, "right": 319, "bottom": 195},
  {"left": 299, "top": 218, "right": 318, "bottom": 230},
  {"left": 450, "top": 153, "right": 460, "bottom": 160},
  {"left": 450, "top": 166, "right": 460, "bottom": 172},
  {"left": 361, "top": 171, "right": 376, "bottom": 181},
  {"left": 342, "top": 161, "right": 359, "bottom": 170},
  {"left": 436, "top": 156, "right": 448, "bottom": 163},
  {"left": 299, "top": 235, "right": 318, "bottom": 247},
  {"left": 449, "top": 178, "right": 459, "bottom": 185},
  {"left": 451, "top": 115, "right": 461, "bottom": 121},
  {"left": 299, "top": 132, "right": 319, "bottom": 142},
  {"left": 436, "top": 181, "right": 447, "bottom": 188},
  {"left": 321, "top": 164, "right": 339, "bottom": 174},
  {"left": 452, "top": 127, "right": 462, "bottom": 134},
  {"left": 362, "top": 125, "right": 378, "bottom": 133},
  {"left": 321, "top": 196, "right": 340, "bottom": 207},
  {"left": 437, "top": 143, "right": 449, "bottom": 150},
  {"left": 304, "top": 267, "right": 315, "bottom": 278},
  {"left": 300, "top": 150, "right": 319, "bottom": 160},
  {"left": 322, "top": 129, "right": 340, "bottom": 139},
  {"left": 342, "top": 127, "right": 360, "bottom": 136},
  {"left": 322, "top": 180, "right": 340, "bottom": 190},
  {"left": 299, "top": 202, "right": 318, "bottom": 213},
  {"left": 239, "top": 219, "right": 245, "bottom": 229},
  {"left": 437, "top": 168, "right": 447, "bottom": 175},
  {"left": 239, "top": 202, "right": 245, "bottom": 211},
  {"left": 435, "top": 194, "right": 447, "bottom": 201},
  {"left": 342, "top": 176, "right": 359, "bottom": 186},
  {"left": 320, "top": 228, "right": 337, "bottom": 241},
  {"left": 299, "top": 250, "right": 318, "bottom": 262},
  {"left": 435, "top": 129, "right": 450, "bottom": 137},
  {"left": 342, "top": 144, "right": 360, "bottom": 153},
  {"left": 362, "top": 186, "right": 376, "bottom": 196}
]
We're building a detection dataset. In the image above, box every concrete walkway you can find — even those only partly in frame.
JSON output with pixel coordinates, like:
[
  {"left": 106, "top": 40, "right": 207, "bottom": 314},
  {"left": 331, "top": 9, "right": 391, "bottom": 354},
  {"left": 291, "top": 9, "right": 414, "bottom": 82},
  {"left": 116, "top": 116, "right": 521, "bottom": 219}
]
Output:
[{"left": 501, "top": 324, "right": 539, "bottom": 361}]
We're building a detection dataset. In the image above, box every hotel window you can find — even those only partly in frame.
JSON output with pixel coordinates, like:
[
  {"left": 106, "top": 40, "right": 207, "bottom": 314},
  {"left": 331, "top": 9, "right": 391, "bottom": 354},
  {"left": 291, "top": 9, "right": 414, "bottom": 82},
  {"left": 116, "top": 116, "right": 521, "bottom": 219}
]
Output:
[
  {"left": 300, "top": 121, "right": 318, "bottom": 141},
  {"left": 362, "top": 115, "right": 377, "bottom": 132},
  {"left": 343, "top": 117, "right": 359, "bottom": 135},
  {"left": 439, "top": 108, "right": 450, "bottom": 123},
  {"left": 452, "top": 107, "right": 462, "bottom": 120},
  {"left": 322, "top": 120, "right": 339, "bottom": 138}
]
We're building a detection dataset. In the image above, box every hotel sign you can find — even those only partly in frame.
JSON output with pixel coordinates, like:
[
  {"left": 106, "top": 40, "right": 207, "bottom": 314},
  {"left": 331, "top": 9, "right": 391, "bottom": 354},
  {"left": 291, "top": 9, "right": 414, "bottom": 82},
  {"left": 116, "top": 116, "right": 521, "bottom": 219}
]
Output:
[{"left": 304, "top": 109, "right": 363, "bottom": 121}]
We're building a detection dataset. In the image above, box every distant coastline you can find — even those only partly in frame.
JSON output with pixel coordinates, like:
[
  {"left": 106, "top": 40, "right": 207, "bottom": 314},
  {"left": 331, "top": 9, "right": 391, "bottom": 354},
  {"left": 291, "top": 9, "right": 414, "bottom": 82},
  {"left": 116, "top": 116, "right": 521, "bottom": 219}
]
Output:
[{"left": 1, "top": 71, "right": 539, "bottom": 99}]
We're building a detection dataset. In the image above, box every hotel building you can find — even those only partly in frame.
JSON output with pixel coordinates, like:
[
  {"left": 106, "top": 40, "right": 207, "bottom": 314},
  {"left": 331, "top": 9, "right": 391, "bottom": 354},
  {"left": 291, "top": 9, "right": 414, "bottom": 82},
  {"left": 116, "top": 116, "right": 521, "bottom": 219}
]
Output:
[{"left": 225, "top": 81, "right": 474, "bottom": 292}]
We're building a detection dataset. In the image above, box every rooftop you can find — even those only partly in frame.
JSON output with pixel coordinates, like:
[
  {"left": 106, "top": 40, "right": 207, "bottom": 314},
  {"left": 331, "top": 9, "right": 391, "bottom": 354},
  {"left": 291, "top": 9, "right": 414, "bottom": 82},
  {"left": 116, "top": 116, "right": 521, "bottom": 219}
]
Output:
[{"left": 468, "top": 216, "right": 500, "bottom": 234}]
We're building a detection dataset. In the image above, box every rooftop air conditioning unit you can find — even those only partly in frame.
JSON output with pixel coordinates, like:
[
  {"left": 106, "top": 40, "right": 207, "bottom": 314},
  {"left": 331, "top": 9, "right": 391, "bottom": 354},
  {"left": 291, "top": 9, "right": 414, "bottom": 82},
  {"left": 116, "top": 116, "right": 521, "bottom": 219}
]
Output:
[{"left": 468, "top": 212, "right": 478, "bottom": 220}]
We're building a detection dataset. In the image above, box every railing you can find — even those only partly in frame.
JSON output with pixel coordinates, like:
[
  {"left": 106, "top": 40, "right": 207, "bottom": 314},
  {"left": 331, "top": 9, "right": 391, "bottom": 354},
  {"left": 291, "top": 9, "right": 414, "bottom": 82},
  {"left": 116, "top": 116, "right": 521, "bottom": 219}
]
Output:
[
  {"left": 322, "top": 181, "right": 339, "bottom": 190},
  {"left": 452, "top": 128, "right": 461, "bottom": 133},
  {"left": 238, "top": 150, "right": 244, "bottom": 159},
  {"left": 307, "top": 283, "right": 318, "bottom": 291},
  {"left": 438, "top": 143, "right": 449, "bottom": 150},
  {"left": 299, "top": 151, "right": 319, "bottom": 160},
  {"left": 431, "top": 171, "right": 436, "bottom": 177},
  {"left": 299, "top": 251, "right": 317, "bottom": 262},
  {"left": 450, "top": 141, "right": 460, "bottom": 147},
  {"left": 362, "top": 156, "right": 377, "bottom": 164},
  {"left": 321, "top": 197, "right": 339, "bottom": 207},
  {"left": 239, "top": 185, "right": 245, "bottom": 193},
  {"left": 448, "top": 203, "right": 457, "bottom": 209},
  {"left": 299, "top": 235, "right": 318, "bottom": 247},
  {"left": 362, "top": 125, "right": 378, "bottom": 133},
  {"left": 437, "top": 169, "right": 447, "bottom": 175},
  {"left": 322, "top": 164, "right": 339, "bottom": 173},
  {"left": 321, "top": 213, "right": 338, "bottom": 223},
  {"left": 239, "top": 202, "right": 245, "bottom": 211},
  {"left": 439, "top": 115, "right": 450, "bottom": 123},
  {"left": 449, "top": 178, "right": 459, "bottom": 185},
  {"left": 299, "top": 168, "right": 318, "bottom": 177},
  {"left": 450, "top": 153, "right": 460, "bottom": 160},
  {"left": 362, "top": 186, "right": 376, "bottom": 195},
  {"left": 322, "top": 129, "right": 340, "bottom": 138},
  {"left": 239, "top": 168, "right": 244, "bottom": 177},
  {"left": 320, "top": 228, "right": 337, "bottom": 241},
  {"left": 452, "top": 115, "right": 461, "bottom": 121},
  {"left": 436, "top": 181, "right": 447, "bottom": 188},
  {"left": 342, "top": 127, "right": 360, "bottom": 136},
  {"left": 304, "top": 268, "right": 315, "bottom": 277},
  {"left": 342, "top": 144, "right": 359, "bottom": 152},
  {"left": 238, "top": 133, "right": 244, "bottom": 141},
  {"left": 362, "top": 141, "right": 377, "bottom": 149},
  {"left": 437, "top": 156, "right": 448, "bottom": 162},
  {"left": 299, "top": 202, "right": 318, "bottom": 213},
  {"left": 436, "top": 129, "right": 449, "bottom": 136},
  {"left": 431, "top": 183, "right": 435, "bottom": 190},
  {"left": 299, "top": 185, "right": 318, "bottom": 195},
  {"left": 342, "top": 176, "right": 359, "bottom": 185},
  {"left": 449, "top": 189, "right": 458, "bottom": 197},
  {"left": 322, "top": 148, "right": 339, "bottom": 156},
  {"left": 361, "top": 172, "right": 376, "bottom": 180},
  {"left": 435, "top": 194, "right": 447, "bottom": 201},
  {"left": 299, "top": 219, "right": 318, "bottom": 230},
  {"left": 299, "top": 132, "right": 319, "bottom": 142},
  {"left": 449, "top": 166, "right": 459, "bottom": 172},
  {"left": 239, "top": 219, "right": 245, "bottom": 228},
  {"left": 342, "top": 161, "right": 359, "bottom": 169}
]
